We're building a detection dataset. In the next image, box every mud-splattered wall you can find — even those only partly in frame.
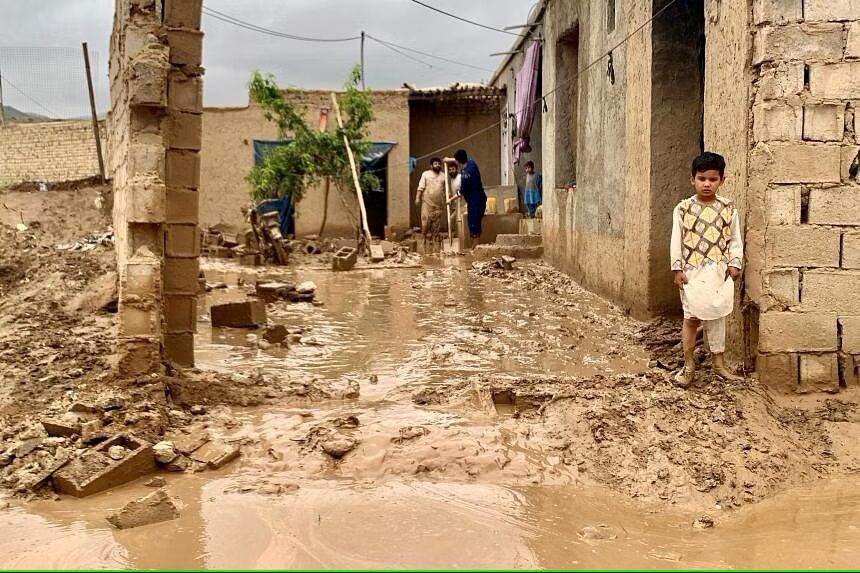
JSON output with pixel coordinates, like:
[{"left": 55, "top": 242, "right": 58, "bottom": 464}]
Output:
[
  {"left": 108, "top": 0, "right": 203, "bottom": 372},
  {"left": 0, "top": 120, "right": 106, "bottom": 187}
]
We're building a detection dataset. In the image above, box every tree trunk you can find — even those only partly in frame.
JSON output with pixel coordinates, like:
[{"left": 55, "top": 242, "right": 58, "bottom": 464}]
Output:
[{"left": 318, "top": 176, "right": 330, "bottom": 236}]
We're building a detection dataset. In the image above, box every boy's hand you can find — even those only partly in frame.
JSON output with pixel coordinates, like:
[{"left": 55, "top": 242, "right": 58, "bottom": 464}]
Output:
[
  {"left": 673, "top": 270, "right": 688, "bottom": 288},
  {"left": 726, "top": 267, "right": 741, "bottom": 280}
]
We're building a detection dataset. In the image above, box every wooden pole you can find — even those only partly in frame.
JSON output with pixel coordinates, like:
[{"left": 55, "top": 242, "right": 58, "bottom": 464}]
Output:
[
  {"left": 330, "top": 92, "right": 373, "bottom": 253},
  {"left": 82, "top": 42, "right": 105, "bottom": 183},
  {"left": 0, "top": 62, "right": 6, "bottom": 128},
  {"left": 360, "top": 31, "right": 366, "bottom": 90},
  {"left": 443, "top": 167, "right": 454, "bottom": 252}
]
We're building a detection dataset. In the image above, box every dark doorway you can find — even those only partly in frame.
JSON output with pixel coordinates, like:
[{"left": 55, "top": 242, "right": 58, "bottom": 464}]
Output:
[
  {"left": 555, "top": 26, "right": 579, "bottom": 189},
  {"left": 648, "top": 0, "right": 705, "bottom": 314},
  {"left": 362, "top": 146, "right": 390, "bottom": 238}
]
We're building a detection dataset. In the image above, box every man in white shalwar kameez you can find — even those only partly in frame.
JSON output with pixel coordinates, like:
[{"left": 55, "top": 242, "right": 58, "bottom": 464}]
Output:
[{"left": 670, "top": 152, "right": 744, "bottom": 388}]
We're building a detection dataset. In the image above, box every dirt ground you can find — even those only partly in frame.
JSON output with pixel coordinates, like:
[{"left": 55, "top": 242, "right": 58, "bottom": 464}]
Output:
[{"left": 1, "top": 185, "right": 860, "bottom": 567}]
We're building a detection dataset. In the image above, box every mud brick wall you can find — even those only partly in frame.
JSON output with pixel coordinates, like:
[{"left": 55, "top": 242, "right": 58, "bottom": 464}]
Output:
[
  {"left": 0, "top": 120, "right": 106, "bottom": 187},
  {"left": 108, "top": 0, "right": 202, "bottom": 373},
  {"left": 750, "top": 0, "right": 860, "bottom": 392}
]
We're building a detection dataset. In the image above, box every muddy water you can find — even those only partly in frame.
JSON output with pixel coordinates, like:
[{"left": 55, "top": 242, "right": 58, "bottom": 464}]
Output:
[
  {"left": 3, "top": 475, "right": 860, "bottom": 568},
  {"left": 197, "top": 259, "right": 646, "bottom": 388},
  {"left": 2, "top": 259, "right": 859, "bottom": 568}
]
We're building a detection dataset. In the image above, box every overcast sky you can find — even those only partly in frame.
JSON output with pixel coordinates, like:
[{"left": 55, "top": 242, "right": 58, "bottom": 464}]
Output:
[{"left": 0, "top": 0, "right": 534, "bottom": 118}]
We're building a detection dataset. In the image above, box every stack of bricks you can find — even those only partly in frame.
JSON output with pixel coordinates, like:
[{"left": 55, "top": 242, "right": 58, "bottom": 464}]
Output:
[
  {"left": 108, "top": 0, "right": 203, "bottom": 373},
  {"left": 751, "top": 0, "right": 860, "bottom": 391}
]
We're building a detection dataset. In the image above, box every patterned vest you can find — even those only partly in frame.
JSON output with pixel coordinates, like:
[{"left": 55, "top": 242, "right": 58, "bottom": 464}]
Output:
[{"left": 676, "top": 196, "right": 738, "bottom": 270}]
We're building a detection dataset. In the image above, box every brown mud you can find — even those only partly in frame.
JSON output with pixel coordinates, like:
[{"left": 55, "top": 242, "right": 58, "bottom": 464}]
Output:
[{"left": 1, "top": 187, "right": 859, "bottom": 568}]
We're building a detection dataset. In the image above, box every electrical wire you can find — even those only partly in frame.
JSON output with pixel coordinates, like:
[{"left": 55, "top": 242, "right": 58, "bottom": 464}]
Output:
[
  {"left": 406, "top": 0, "right": 521, "bottom": 36},
  {"left": 368, "top": 36, "right": 435, "bottom": 69},
  {"left": 367, "top": 34, "right": 493, "bottom": 73},
  {"left": 0, "top": 75, "right": 58, "bottom": 118},
  {"left": 202, "top": 6, "right": 361, "bottom": 42},
  {"left": 385, "top": 0, "right": 681, "bottom": 170}
]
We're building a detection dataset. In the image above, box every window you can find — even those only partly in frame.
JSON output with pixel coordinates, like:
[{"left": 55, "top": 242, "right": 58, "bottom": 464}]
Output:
[{"left": 607, "top": 0, "right": 616, "bottom": 33}]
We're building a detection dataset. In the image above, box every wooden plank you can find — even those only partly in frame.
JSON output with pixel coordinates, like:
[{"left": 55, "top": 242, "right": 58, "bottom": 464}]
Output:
[{"left": 330, "top": 93, "right": 374, "bottom": 255}]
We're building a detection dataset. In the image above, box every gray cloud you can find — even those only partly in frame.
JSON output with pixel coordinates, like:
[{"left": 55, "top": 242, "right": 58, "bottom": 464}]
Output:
[{"left": 0, "top": 0, "right": 534, "bottom": 116}]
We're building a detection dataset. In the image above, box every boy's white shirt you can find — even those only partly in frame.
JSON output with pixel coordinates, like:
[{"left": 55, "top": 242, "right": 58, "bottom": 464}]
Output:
[{"left": 670, "top": 194, "right": 743, "bottom": 320}]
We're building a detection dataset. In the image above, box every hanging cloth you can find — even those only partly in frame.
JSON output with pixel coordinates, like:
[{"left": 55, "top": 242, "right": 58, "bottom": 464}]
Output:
[{"left": 512, "top": 40, "right": 542, "bottom": 162}]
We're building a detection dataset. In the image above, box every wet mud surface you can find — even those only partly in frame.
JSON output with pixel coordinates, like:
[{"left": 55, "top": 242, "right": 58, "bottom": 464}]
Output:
[{"left": 2, "top": 187, "right": 860, "bottom": 568}]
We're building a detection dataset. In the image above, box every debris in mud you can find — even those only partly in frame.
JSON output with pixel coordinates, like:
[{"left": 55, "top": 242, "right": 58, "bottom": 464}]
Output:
[
  {"left": 106, "top": 488, "right": 180, "bottom": 529},
  {"left": 52, "top": 434, "right": 156, "bottom": 497},
  {"left": 223, "top": 477, "right": 300, "bottom": 496},
  {"left": 263, "top": 324, "right": 289, "bottom": 344},
  {"left": 153, "top": 441, "right": 178, "bottom": 464},
  {"left": 321, "top": 438, "right": 359, "bottom": 459},
  {"left": 578, "top": 525, "right": 620, "bottom": 542},
  {"left": 412, "top": 388, "right": 444, "bottom": 405},
  {"left": 392, "top": 426, "right": 429, "bottom": 444},
  {"left": 55, "top": 228, "right": 114, "bottom": 252},
  {"left": 210, "top": 300, "right": 267, "bottom": 328},
  {"left": 144, "top": 476, "right": 166, "bottom": 487},
  {"left": 188, "top": 440, "right": 240, "bottom": 470},
  {"left": 693, "top": 515, "right": 715, "bottom": 529}
]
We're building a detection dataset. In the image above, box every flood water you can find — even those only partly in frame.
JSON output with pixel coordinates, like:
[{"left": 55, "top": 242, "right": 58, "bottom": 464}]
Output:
[{"left": 2, "top": 258, "right": 860, "bottom": 569}]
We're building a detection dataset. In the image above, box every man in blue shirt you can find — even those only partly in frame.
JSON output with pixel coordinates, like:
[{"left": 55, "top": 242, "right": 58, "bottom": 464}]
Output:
[{"left": 444, "top": 149, "right": 487, "bottom": 240}]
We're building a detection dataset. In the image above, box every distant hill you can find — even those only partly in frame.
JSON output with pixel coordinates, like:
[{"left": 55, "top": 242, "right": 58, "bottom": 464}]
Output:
[{"left": 1, "top": 105, "right": 50, "bottom": 123}]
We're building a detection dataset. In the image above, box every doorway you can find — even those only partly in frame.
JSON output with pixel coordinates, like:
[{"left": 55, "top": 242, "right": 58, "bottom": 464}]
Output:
[{"left": 648, "top": 0, "right": 705, "bottom": 313}]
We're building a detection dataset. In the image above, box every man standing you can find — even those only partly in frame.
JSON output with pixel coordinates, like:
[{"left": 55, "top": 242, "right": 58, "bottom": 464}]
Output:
[
  {"left": 444, "top": 149, "right": 486, "bottom": 240},
  {"left": 415, "top": 157, "right": 447, "bottom": 250},
  {"left": 522, "top": 160, "right": 542, "bottom": 218}
]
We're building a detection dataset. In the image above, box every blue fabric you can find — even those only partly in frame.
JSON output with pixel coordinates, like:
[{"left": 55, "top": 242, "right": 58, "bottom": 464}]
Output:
[
  {"left": 466, "top": 195, "right": 487, "bottom": 236},
  {"left": 459, "top": 159, "right": 486, "bottom": 203},
  {"left": 255, "top": 198, "right": 293, "bottom": 237},
  {"left": 459, "top": 158, "right": 486, "bottom": 236}
]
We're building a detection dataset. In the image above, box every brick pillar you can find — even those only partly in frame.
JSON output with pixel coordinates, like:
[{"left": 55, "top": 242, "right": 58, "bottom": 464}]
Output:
[
  {"left": 749, "top": 0, "right": 860, "bottom": 392},
  {"left": 109, "top": 0, "right": 203, "bottom": 374}
]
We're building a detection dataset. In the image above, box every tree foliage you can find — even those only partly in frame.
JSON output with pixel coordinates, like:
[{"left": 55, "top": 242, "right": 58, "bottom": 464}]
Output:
[{"left": 246, "top": 66, "right": 378, "bottom": 206}]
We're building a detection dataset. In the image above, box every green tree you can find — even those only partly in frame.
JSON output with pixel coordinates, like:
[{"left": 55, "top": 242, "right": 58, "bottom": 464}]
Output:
[{"left": 246, "top": 66, "right": 378, "bottom": 234}]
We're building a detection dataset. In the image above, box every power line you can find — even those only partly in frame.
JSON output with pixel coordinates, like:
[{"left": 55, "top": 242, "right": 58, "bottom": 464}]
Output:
[
  {"left": 0, "top": 74, "right": 58, "bottom": 118},
  {"left": 202, "top": 6, "right": 361, "bottom": 42},
  {"left": 387, "top": 0, "right": 682, "bottom": 169},
  {"left": 407, "top": 0, "right": 521, "bottom": 36},
  {"left": 367, "top": 34, "right": 493, "bottom": 73},
  {"left": 202, "top": 5, "right": 491, "bottom": 75},
  {"left": 368, "top": 36, "right": 435, "bottom": 69}
]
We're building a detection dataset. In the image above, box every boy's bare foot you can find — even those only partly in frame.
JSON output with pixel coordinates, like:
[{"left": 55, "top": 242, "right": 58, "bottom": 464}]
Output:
[
  {"left": 712, "top": 354, "right": 743, "bottom": 381},
  {"left": 673, "top": 365, "right": 695, "bottom": 388}
]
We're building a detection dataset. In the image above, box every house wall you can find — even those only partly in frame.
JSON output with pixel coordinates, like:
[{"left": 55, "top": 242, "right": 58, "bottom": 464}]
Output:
[
  {"left": 408, "top": 97, "right": 501, "bottom": 228},
  {"left": 495, "top": 52, "right": 544, "bottom": 191},
  {"left": 0, "top": 120, "right": 106, "bottom": 187},
  {"left": 542, "top": 0, "right": 657, "bottom": 315},
  {"left": 749, "top": 0, "right": 860, "bottom": 392},
  {"left": 199, "top": 89, "right": 410, "bottom": 237}
]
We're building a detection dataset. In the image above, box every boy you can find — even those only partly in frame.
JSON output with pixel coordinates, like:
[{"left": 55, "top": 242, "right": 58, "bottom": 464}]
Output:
[
  {"left": 670, "top": 151, "right": 743, "bottom": 388},
  {"left": 522, "top": 160, "right": 542, "bottom": 218}
]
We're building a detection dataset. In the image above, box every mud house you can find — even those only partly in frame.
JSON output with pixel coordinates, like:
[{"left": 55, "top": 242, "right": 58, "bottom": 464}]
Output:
[
  {"left": 198, "top": 84, "right": 502, "bottom": 237},
  {"left": 492, "top": 0, "right": 860, "bottom": 391}
]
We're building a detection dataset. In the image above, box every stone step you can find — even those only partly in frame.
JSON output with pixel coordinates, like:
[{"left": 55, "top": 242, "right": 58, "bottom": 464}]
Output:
[
  {"left": 473, "top": 244, "right": 544, "bottom": 260},
  {"left": 495, "top": 233, "right": 543, "bottom": 247}
]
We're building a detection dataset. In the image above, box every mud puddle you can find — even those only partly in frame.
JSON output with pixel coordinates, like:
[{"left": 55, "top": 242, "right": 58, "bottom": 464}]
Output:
[
  {"left": 196, "top": 258, "right": 647, "bottom": 389},
  {"left": 3, "top": 475, "right": 860, "bottom": 568}
]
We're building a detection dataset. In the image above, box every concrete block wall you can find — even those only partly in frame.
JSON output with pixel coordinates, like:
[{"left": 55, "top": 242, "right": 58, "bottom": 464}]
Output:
[
  {"left": 751, "top": 0, "right": 860, "bottom": 391},
  {"left": 109, "top": 0, "right": 202, "bottom": 373},
  {"left": 0, "top": 121, "right": 106, "bottom": 187}
]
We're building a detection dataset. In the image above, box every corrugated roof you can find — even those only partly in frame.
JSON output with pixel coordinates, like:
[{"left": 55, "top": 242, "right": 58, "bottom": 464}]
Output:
[{"left": 403, "top": 82, "right": 503, "bottom": 97}]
